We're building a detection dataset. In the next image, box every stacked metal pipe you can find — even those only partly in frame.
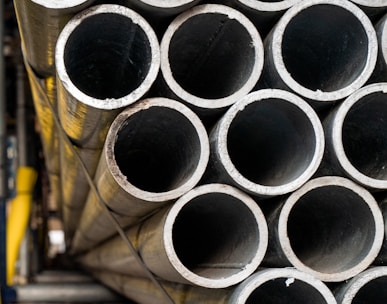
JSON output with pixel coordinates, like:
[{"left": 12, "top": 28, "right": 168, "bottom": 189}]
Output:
[{"left": 13, "top": 0, "right": 387, "bottom": 303}]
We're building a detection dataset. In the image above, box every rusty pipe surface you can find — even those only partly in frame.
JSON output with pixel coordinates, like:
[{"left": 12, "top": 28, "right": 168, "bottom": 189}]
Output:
[
  {"left": 91, "top": 268, "right": 336, "bottom": 304},
  {"left": 14, "top": 0, "right": 95, "bottom": 77},
  {"left": 335, "top": 266, "right": 387, "bottom": 304},
  {"left": 323, "top": 83, "right": 387, "bottom": 190},
  {"left": 264, "top": 176, "right": 384, "bottom": 282},
  {"left": 204, "top": 89, "right": 324, "bottom": 197},
  {"left": 78, "top": 184, "right": 268, "bottom": 288},
  {"left": 260, "top": 0, "right": 377, "bottom": 103},
  {"left": 71, "top": 97, "right": 209, "bottom": 253},
  {"left": 159, "top": 4, "right": 264, "bottom": 117},
  {"left": 56, "top": 4, "right": 160, "bottom": 149}
]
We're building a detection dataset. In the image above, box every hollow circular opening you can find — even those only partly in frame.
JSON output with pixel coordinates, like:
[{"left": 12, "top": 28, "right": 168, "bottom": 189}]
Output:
[
  {"left": 246, "top": 278, "right": 328, "bottom": 303},
  {"left": 172, "top": 192, "right": 260, "bottom": 279},
  {"left": 168, "top": 13, "right": 256, "bottom": 99},
  {"left": 227, "top": 99, "right": 316, "bottom": 186},
  {"left": 114, "top": 107, "right": 201, "bottom": 193},
  {"left": 287, "top": 185, "right": 376, "bottom": 274},
  {"left": 352, "top": 276, "right": 387, "bottom": 303},
  {"left": 342, "top": 92, "right": 387, "bottom": 181},
  {"left": 281, "top": 4, "right": 368, "bottom": 92},
  {"left": 64, "top": 13, "right": 152, "bottom": 99}
]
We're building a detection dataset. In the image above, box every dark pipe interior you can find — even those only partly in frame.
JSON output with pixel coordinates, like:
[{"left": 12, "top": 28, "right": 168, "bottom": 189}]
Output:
[{"left": 352, "top": 276, "right": 387, "bottom": 304}]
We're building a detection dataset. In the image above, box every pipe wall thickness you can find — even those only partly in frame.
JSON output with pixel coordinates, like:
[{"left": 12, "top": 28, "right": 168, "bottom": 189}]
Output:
[
  {"left": 160, "top": 4, "right": 264, "bottom": 119},
  {"left": 78, "top": 184, "right": 267, "bottom": 288},
  {"left": 91, "top": 268, "right": 336, "bottom": 304},
  {"left": 204, "top": 89, "right": 324, "bottom": 197},
  {"left": 260, "top": 0, "right": 377, "bottom": 104},
  {"left": 323, "top": 83, "right": 387, "bottom": 190},
  {"left": 14, "top": 0, "right": 95, "bottom": 77},
  {"left": 71, "top": 97, "right": 209, "bottom": 253},
  {"left": 264, "top": 176, "right": 384, "bottom": 282},
  {"left": 56, "top": 4, "right": 160, "bottom": 149}
]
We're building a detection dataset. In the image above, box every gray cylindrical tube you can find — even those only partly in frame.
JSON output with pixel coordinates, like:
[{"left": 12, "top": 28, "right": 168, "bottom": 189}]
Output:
[
  {"left": 79, "top": 184, "right": 268, "bottom": 288},
  {"left": 261, "top": 0, "right": 377, "bottom": 103},
  {"left": 335, "top": 267, "right": 387, "bottom": 304},
  {"left": 14, "top": 0, "right": 95, "bottom": 77},
  {"left": 71, "top": 97, "right": 209, "bottom": 253},
  {"left": 160, "top": 4, "right": 264, "bottom": 117},
  {"left": 56, "top": 4, "right": 160, "bottom": 149},
  {"left": 205, "top": 89, "right": 324, "bottom": 197},
  {"left": 91, "top": 268, "right": 336, "bottom": 304},
  {"left": 323, "top": 83, "right": 387, "bottom": 190},
  {"left": 265, "top": 176, "right": 384, "bottom": 282}
]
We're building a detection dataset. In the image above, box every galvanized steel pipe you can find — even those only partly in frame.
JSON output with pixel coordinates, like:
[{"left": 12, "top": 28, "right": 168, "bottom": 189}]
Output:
[
  {"left": 56, "top": 4, "right": 160, "bottom": 149},
  {"left": 71, "top": 97, "right": 209, "bottom": 253},
  {"left": 323, "top": 83, "right": 387, "bottom": 190},
  {"left": 205, "top": 89, "right": 324, "bottom": 197},
  {"left": 264, "top": 176, "right": 384, "bottom": 282},
  {"left": 335, "top": 266, "right": 387, "bottom": 304},
  {"left": 78, "top": 184, "right": 268, "bottom": 288},
  {"left": 14, "top": 0, "right": 95, "bottom": 77},
  {"left": 160, "top": 4, "right": 264, "bottom": 116},
  {"left": 261, "top": 0, "right": 377, "bottom": 103},
  {"left": 91, "top": 268, "right": 336, "bottom": 304}
]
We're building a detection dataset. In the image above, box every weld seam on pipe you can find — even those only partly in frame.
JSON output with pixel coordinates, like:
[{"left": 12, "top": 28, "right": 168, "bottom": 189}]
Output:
[
  {"left": 79, "top": 184, "right": 268, "bottom": 289},
  {"left": 327, "top": 83, "right": 387, "bottom": 189},
  {"left": 55, "top": 4, "right": 161, "bottom": 149},
  {"left": 160, "top": 4, "right": 264, "bottom": 112},
  {"left": 263, "top": 0, "right": 377, "bottom": 102},
  {"left": 229, "top": 268, "right": 337, "bottom": 304},
  {"left": 269, "top": 176, "right": 384, "bottom": 282},
  {"left": 335, "top": 266, "right": 387, "bottom": 303},
  {"left": 207, "top": 89, "right": 324, "bottom": 197}
]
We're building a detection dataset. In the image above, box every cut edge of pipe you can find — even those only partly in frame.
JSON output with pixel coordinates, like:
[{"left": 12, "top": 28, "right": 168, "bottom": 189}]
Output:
[{"left": 237, "top": 0, "right": 302, "bottom": 12}]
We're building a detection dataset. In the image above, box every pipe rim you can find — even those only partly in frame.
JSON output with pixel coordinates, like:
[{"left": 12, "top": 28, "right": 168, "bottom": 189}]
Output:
[
  {"left": 160, "top": 4, "right": 264, "bottom": 109},
  {"left": 217, "top": 89, "right": 324, "bottom": 196},
  {"left": 278, "top": 176, "right": 384, "bottom": 282},
  {"left": 32, "top": 0, "right": 93, "bottom": 9},
  {"left": 231, "top": 268, "right": 336, "bottom": 304},
  {"left": 237, "top": 0, "right": 302, "bottom": 12},
  {"left": 163, "top": 183, "right": 268, "bottom": 288},
  {"left": 381, "top": 17, "right": 387, "bottom": 67},
  {"left": 138, "top": 0, "right": 198, "bottom": 8},
  {"left": 339, "top": 267, "right": 387, "bottom": 303},
  {"left": 332, "top": 83, "right": 387, "bottom": 189},
  {"left": 351, "top": 0, "right": 387, "bottom": 7},
  {"left": 272, "top": 0, "right": 377, "bottom": 102},
  {"left": 55, "top": 4, "right": 160, "bottom": 110},
  {"left": 106, "top": 98, "right": 209, "bottom": 202}
]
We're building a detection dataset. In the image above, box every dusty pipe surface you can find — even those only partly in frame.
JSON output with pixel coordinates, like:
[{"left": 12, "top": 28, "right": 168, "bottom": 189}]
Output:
[
  {"left": 160, "top": 4, "right": 264, "bottom": 118},
  {"left": 14, "top": 0, "right": 95, "bottom": 77},
  {"left": 260, "top": 0, "right": 377, "bottom": 104},
  {"left": 71, "top": 97, "right": 209, "bottom": 253},
  {"left": 335, "top": 266, "right": 387, "bottom": 304},
  {"left": 221, "top": 0, "right": 301, "bottom": 37},
  {"left": 56, "top": 4, "right": 160, "bottom": 149},
  {"left": 204, "top": 89, "right": 324, "bottom": 197},
  {"left": 60, "top": 142, "right": 101, "bottom": 240},
  {"left": 264, "top": 176, "right": 384, "bottom": 282},
  {"left": 78, "top": 184, "right": 268, "bottom": 288},
  {"left": 91, "top": 268, "right": 336, "bottom": 303},
  {"left": 323, "top": 83, "right": 387, "bottom": 190}
]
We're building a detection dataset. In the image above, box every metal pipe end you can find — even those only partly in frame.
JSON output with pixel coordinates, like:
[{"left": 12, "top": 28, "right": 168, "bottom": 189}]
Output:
[
  {"left": 278, "top": 176, "right": 384, "bottom": 282},
  {"left": 31, "top": 0, "right": 94, "bottom": 10},
  {"left": 331, "top": 83, "right": 387, "bottom": 189},
  {"left": 105, "top": 98, "right": 209, "bottom": 210},
  {"left": 160, "top": 4, "right": 264, "bottom": 110},
  {"left": 236, "top": 0, "right": 302, "bottom": 12},
  {"left": 351, "top": 0, "right": 387, "bottom": 8},
  {"left": 55, "top": 4, "right": 160, "bottom": 109},
  {"left": 214, "top": 89, "right": 324, "bottom": 197},
  {"left": 162, "top": 183, "right": 268, "bottom": 288},
  {"left": 230, "top": 268, "right": 337, "bottom": 304},
  {"left": 271, "top": 0, "right": 377, "bottom": 102},
  {"left": 335, "top": 266, "right": 387, "bottom": 303}
]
